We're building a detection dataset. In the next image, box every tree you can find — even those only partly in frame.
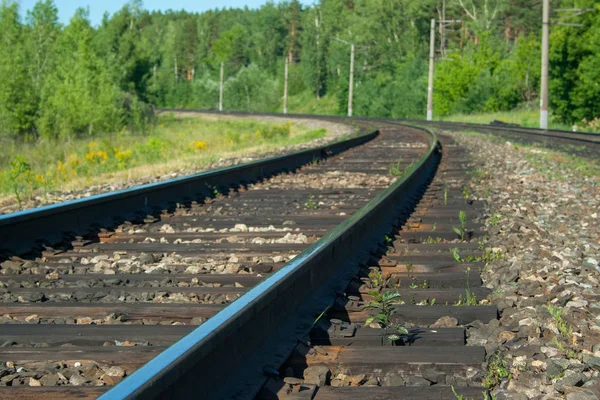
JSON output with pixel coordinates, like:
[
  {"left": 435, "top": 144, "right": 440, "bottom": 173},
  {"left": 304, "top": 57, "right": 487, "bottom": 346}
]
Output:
[
  {"left": 0, "top": 1, "right": 33, "bottom": 136},
  {"left": 25, "top": 0, "right": 60, "bottom": 112},
  {"left": 38, "top": 8, "right": 122, "bottom": 138}
]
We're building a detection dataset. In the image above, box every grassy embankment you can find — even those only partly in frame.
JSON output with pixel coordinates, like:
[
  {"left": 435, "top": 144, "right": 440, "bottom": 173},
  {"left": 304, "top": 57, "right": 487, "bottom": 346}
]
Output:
[
  {"left": 282, "top": 91, "right": 340, "bottom": 116},
  {"left": 459, "top": 130, "right": 600, "bottom": 180},
  {"left": 439, "top": 109, "right": 586, "bottom": 132},
  {"left": 0, "top": 113, "right": 330, "bottom": 209}
]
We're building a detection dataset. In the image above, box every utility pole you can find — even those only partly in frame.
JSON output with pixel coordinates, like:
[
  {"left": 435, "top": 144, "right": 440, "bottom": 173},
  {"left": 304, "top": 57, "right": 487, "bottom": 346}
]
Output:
[
  {"left": 333, "top": 37, "right": 357, "bottom": 117},
  {"left": 283, "top": 57, "right": 289, "bottom": 114},
  {"left": 427, "top": 19, "right": 435, "bottom": 121},
  {"left": 540, "top": 0, "right": 549, "bottom": 129},
  {"left": 440, "top": 0, "right": 446, "bottom": 58},
  {"left": 219, "top": 62, "right": 224, "bottom": 112},
  {"left": 348, "top": 43, "right": 354, "bottom": 117}
]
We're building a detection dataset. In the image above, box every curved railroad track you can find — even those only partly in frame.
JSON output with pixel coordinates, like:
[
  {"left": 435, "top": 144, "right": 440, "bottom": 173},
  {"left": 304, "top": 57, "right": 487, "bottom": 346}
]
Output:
[{"left": 0, "top": 113, "right": 597, "bottom": 400}]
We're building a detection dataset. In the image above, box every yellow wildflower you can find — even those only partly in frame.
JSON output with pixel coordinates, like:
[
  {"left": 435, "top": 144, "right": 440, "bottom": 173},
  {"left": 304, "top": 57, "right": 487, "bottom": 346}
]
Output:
[
  {"left": 115, "top": 149, "right": 133, "bottom": 163},
  {"left": 193, "top": 141, "right": 207, "bottom": 150}
]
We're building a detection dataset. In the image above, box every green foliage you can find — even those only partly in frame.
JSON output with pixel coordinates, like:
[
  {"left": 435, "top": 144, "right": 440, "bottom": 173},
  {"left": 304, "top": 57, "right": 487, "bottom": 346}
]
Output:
[
  {"left": 455, "top": 266, "right": 477, "bottom": 306},
  {"left": 546, "top": 303, "right": 573, "bottom": 338},
  {"left": 260, "top": 122, "right": 291, "bottom": 140},
  {"left": 425, "top": 236, "right": 443, "bottom": 244},
  {"left": 0, "top": 115, "right": 323, "bottom": 201},
  {"left": 7, "top": 156, "right": 32, "bottom": 209},
  {"left": 136, "top": 137, "right": 166, "bottom": 161},
  {"left": 455, "top": 290, "right": 478, "bottom": 306},
  {"left": 452, "top": 210, "right": 468, "bottom": 241},
  {"left": 362, "top": 290, "right": 408, "bottom": 342},
  {"left": 550, "top": 2, "right": 600, "bottom": 125},
  {"left": 304, "top": 194, "right": 318, "bottom": 209},
  {"left": 388, "top": 158, "right": 403, "bottom": 177},
  {"left": 450, "top": 247, "right": 462, "bottom": 263},
  {"left": 484, "top": 352, "right": 510, "bottom": 389},
  {"left": 368, "top": 268, "right": 387, "bottom": 288},
  {"left": 1, "top": 0, "right": 599, "bottom": 139},
  {"left": 489, "top": 213, "right": 501, "bottom": 226},
  {"left": 462, "top": 185, "right": 472, "bottom": 201}
]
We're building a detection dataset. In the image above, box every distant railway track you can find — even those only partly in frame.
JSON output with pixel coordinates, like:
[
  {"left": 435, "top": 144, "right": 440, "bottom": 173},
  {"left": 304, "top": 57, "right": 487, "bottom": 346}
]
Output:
[
  {"left": 0, "top": 112, "right": 597, "bottom": 400},
  {"left": 411, "top": 119, "right": 600, "bottom": 158}
]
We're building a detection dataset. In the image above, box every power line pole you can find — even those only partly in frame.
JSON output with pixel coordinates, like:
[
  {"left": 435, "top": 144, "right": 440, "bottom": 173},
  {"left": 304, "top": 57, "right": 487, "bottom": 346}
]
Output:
[
  {"left": 540, "top": 0, "right": 549, "bottom": 129},
  {"left": 332, "top": 37, "right": 356, "bottom": 117},
  {"left": 219, "top": 62, "right": 224, "bottom": 112},
  {"left": 283, "top": 57, "right": 289, "bottom": 114},
  {"left": 427, "top": 19, "right": 435, "bottom": 121},
  {"left": 348, "top": 43, "right": 355, "bottom": 117},
  {"left": 440, "top": 0, "right": 446, "bottom": 58}
]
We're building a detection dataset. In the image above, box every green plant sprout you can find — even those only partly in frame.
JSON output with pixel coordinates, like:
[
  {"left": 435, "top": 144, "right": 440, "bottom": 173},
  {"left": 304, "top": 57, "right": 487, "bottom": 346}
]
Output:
[
  {"left": 388, "top": 158, "right": 403, "bottom": 176},
  {"left": 489, "top": 213, "right": 501, "bottom": 226},
  {"left": 483, "top": 352, "right": 510, "bottom": 389},
  {"left": 453, "top": 210, "right": 467, "bottom": 241},
  {"left": 384, "top": 234, "right": 393, "bottom": 246},
  {"left": 546, "top": 304, "right": 573, "bottom": 338},
  {"left": 368, "top": 269, "right": 387, "bottom": 287},
  {"left": 455, "top": 266, "right": 477, "bottom": 306},
  {"left": 425, "top": 236, "right": 443, "bottom": 244},
  {"left": 363, "top": 290, "right": 408, "bottom": 341},
  {"left": 304, "top": 195, "right": 318, "bottom": 209},
  {"left": 462, "top": 185, "right": 471, "bottom": 201},
  {"left": 450, "top": 247, "right": 462, "bottom": 263},
  {"left": 406, "top": 260, "right": 414, "bottom": 277}
]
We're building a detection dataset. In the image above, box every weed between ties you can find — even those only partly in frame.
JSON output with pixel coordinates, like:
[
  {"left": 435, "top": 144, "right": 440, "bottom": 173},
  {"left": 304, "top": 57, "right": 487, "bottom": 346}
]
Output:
[{"left": 362, "top": 290, "right": 408, "bottom": 342}]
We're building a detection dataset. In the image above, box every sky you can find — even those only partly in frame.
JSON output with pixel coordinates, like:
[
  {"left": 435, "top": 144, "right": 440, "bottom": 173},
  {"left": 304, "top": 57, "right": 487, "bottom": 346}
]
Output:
[{"left": 19, "top": 0, "right": 313, "bottom": 26}]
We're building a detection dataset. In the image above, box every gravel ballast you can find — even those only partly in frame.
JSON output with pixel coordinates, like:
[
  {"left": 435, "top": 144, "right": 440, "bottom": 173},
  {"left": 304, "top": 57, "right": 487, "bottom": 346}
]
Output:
[{"left": 447, "top": 130, "right": 600, "bottom": 399}]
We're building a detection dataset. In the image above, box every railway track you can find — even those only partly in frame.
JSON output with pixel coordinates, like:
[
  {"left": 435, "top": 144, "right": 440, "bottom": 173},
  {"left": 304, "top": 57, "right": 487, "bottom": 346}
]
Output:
[
  {"left": 0, "top": 112, "right": 597, "bottom": 400},
  {"left": 260, "top": 133, "right": 495, "bottom": 400},
  {"left": 0, "top": 118, "right": 431, "bottom": 399},
  {"left": 411, "top": 120, "right": 600, "bottom": 159}
]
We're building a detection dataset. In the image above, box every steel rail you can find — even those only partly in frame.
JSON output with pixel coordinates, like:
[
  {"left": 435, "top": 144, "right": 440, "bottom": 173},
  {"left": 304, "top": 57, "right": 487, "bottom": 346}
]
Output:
[
  {"left": 0, "top": 127, "right": 377, "bottom": 256},
  {"left": 100, "top": 124, "right": 439, "bottom": 399},
  {"left": 409, "top": 120, "right": 600, "bottom": 142}
]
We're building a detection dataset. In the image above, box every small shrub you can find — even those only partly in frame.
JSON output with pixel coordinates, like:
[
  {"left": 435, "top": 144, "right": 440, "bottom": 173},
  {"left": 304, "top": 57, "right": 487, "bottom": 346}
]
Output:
[
  {"left": 115, "top": 150, "right": 133, "bottom": 168},
  {"left": 226, "top": 131, "right": 242, "bottom": 144},
  {"left": 362, "top": 290, "right": 408, "bottom": 341},
  {"left": 368, "top": 269, "right": 387, "bottom": 287},
  {"left": 484, "top": 352, "right": 510, "bottom": 389},
  {"left": 304, "top": 128, "right": 326, "bottom": 140},
  {"left": 546, "top": 304, "right": 573, "bottom": 338},
  {"left": 7, "top": 156, "right": 33, "bottom": 209},
  {"left": 136, "top": 137, "right": 164, "bottom": 161},
  {"left": 260, "top": 123, "right": 291, "bottom": 140}
]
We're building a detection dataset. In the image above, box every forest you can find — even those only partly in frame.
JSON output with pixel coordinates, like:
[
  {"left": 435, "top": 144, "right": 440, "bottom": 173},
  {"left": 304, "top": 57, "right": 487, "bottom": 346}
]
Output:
[{"left": 0, "top": 0, "right": 599, "bottom": 140}]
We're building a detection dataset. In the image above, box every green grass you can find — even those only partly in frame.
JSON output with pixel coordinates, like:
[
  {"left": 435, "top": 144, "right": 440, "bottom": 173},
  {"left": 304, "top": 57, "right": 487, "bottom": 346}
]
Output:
[
  {"left": 0, "top": 113, "right": 331, "bottom": 209},
  {"left": 521, "top": 146, "right": 600, "bottom": 180},
  {"left": 284, "top": 91, "right": 340, "bottom": 116},
  {"left": 440, "top": 109, "right": 579, "bottom": 132}
]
